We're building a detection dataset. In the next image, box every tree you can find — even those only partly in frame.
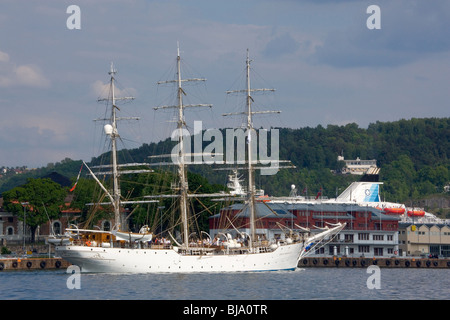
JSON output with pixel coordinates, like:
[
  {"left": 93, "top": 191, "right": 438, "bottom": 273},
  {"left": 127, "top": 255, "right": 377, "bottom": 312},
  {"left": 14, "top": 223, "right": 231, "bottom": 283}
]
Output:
[{"left": 3, "top": 178, "right": 66, "bottom": 242}]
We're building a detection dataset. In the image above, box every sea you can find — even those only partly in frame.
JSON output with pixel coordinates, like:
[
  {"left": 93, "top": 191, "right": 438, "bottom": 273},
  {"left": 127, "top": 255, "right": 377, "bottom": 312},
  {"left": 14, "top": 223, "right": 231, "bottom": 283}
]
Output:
[{"left": 1, "top": 267, "right": 449, "bottom": 301}]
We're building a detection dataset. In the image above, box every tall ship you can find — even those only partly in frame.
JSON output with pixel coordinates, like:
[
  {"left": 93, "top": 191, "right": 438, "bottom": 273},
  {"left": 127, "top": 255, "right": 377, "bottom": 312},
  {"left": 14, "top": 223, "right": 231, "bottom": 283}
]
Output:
[{"left": 54, "top": 48, "right": 345, "bottom": 273}]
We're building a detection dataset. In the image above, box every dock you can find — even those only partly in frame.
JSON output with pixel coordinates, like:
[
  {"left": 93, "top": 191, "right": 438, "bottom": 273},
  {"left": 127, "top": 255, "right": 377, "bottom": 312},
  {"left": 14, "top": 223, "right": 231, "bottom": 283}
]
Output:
[
  {"left": 2, "top": 256, "right": 450, "bottom": 271},
  {"left": 0, "top": 257, "right": 71, "bottom": 271},
  {"left": 299, "top": 256, "right": 450, "bottom": 268}
]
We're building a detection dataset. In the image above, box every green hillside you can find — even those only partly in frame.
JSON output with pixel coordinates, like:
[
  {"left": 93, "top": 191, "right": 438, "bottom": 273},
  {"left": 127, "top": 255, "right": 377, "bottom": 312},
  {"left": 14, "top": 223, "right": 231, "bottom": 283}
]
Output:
[{"left": 1, "top": 118, "right": 449, "bottom": 215}]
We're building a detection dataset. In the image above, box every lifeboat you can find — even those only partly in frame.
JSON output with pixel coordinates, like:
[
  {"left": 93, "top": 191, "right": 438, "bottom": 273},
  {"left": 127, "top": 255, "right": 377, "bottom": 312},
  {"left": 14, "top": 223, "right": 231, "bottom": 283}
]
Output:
[
  {"left": 407, "top": 209, "right": 425, "bottom": 217},
  {"left": 383, "top": 207, "right": 405, "bottom": 215},
  {"left": 256, "top": 195, "right": 270, "bottom": 203}
]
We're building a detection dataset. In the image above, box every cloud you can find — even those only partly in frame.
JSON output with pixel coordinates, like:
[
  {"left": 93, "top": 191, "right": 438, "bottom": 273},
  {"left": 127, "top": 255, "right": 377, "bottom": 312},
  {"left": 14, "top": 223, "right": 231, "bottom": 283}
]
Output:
[
  {"left": 14, "top": 65, "right": 50, "bottom": 87},
  {"left": 312, "top": 1, "right": 450, "bottom": 68},
  {"left": 0, "top": 50, "right": 50, "bottom": 87},
  {"left": 0, "top": 51, "right": 9, "bottom": 62},
  {"left": 91, "top": 79, "right": 137, "bottom": 99},
  {"left": 263, "top": 33, "right": 300, "bottom": 58}
]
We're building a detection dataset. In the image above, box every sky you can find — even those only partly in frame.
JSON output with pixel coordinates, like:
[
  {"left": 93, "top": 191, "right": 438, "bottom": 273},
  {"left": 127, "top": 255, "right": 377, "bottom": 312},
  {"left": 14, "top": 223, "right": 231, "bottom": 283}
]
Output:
[{"left": 0, "top": 0, "right": 449, "bottom": 168}]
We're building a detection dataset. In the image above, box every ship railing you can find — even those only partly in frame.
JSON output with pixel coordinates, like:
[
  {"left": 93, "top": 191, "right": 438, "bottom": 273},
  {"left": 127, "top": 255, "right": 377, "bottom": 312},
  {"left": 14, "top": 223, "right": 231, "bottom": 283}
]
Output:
[{"left": 70, "top": 239, "right": 173, "bottom": 250}]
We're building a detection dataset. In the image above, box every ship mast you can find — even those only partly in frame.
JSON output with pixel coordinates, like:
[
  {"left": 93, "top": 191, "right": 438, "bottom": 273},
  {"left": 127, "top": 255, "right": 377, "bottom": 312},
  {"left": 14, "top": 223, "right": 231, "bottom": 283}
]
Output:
[
  {"left": 110, "top": 65, "right": 121, "bottom": 227},
  {"left": 223, "top": 49, "right": 280, "bottom": 248},
  {"left": 97, "top": 63, "right": 136, "bottom": 229},
  {"left": 154, "top": 44, "right": 212, "bottom": 248}
]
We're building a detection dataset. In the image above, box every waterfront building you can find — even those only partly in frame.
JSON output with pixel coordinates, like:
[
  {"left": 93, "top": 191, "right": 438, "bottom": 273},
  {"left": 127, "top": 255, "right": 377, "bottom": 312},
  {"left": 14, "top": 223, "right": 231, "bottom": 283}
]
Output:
[
  {"left": 0, "top": 210, "right": 24, "bottom": 244},
  {"left": 398, "top": 222, "right": 450, "bottom": 257},
  {"left": 209, "top": 201, "right": 399, "bottom": 258},
  {"left": 209, "top": 202, "right": 298, "bottom": 242},
  {"left": 283, "top": 202, "right": 399, "bottom": 258}
]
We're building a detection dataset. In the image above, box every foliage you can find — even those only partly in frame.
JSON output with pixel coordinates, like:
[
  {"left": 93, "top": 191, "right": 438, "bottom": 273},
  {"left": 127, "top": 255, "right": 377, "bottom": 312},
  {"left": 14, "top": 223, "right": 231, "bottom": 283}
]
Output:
[
  {"left": 1, "top": 117, "right": 449, "bottom": 231},
  {"left": 0, "top": 158, "right": 83, "bottom": 195},
  {"left": 275, "top": 118, "right": 449, "bottom": 202},
  {"left": 1, "top": 246, "right": 11, "bottom": 254},
  {"left": 2, "top": 178, "right": 66, "bottom": 242}
]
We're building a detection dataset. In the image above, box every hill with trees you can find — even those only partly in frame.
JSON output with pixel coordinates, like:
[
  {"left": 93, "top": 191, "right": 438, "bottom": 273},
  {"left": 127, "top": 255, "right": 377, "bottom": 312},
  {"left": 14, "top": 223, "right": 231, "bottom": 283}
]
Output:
[{"left": 1, "top": 117, "right": 449, "bottom": 219}]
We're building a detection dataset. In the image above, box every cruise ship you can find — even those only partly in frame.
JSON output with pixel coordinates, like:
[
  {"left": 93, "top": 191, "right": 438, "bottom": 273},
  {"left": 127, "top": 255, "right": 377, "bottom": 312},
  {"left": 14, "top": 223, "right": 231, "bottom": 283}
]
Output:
[{"left": 209, "top": 169, "right": 446, "bottom": 258}]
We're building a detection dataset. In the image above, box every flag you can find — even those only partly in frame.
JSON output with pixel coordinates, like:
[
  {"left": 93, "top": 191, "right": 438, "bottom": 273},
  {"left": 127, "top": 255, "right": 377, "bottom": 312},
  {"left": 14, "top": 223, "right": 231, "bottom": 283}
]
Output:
[
  {"left": 315, "top": 187, "right": 322, "bottom": 200},
  {"left": 70, "top": 165, "right": 83, "bottom": 192},
  {"left": 302, "top": 187, "right": 307, "bottom": 194}
]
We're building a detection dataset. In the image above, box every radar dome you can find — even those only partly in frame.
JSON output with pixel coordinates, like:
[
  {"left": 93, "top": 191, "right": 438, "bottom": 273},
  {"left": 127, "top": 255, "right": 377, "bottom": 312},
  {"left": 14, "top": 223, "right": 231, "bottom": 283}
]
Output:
[{"left": 104, "top": 124, "right": 114, "bottom": 136}]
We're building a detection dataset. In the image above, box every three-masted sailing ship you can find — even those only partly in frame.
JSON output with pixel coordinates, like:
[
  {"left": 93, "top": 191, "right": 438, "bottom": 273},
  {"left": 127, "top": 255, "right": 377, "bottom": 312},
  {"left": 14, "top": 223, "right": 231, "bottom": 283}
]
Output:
[{"left": 54, "top": 48, "right": 345, "bottom": 273}]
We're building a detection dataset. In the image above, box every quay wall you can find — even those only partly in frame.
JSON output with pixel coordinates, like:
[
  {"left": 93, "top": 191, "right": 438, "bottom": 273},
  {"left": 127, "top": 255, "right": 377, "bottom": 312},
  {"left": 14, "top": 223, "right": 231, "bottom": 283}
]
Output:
[
  {"left": 2, "top": 256, "right": 450, "bottom": 271},
  {"left": 299, "top": 256, "right": 450, "bottom": 269},
  {"left": 0, "top": 257, "right": 70, "bottom": 271}
]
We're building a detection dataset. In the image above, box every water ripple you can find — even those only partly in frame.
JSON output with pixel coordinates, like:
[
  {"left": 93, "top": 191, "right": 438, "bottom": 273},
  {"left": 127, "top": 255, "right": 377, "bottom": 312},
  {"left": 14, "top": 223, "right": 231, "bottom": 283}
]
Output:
[{"left": 1, "top": 268, "right": 449, "bottom": 300}]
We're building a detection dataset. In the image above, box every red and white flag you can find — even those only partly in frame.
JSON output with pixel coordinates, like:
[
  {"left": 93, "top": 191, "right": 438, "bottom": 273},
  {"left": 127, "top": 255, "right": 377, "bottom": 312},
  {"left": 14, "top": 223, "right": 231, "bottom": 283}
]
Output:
[
  {"left": 70, "top": 165, "right": 83, "bottom": 192},
  {"left": 315, "top": 187, "right": 322, "bottom": 200}
]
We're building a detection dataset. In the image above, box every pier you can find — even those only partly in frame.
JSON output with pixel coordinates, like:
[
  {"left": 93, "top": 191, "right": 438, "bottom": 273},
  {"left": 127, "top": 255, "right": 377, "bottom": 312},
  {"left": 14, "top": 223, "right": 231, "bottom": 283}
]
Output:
[
  {"left": 0, "top": 257, "right": 70, "bottom": 271},
  {"left": 299, "top": 256, "right": 450, "bottom": 268},
  {"left": 2, "top": 256, "right": 450, "bottom": 271}
]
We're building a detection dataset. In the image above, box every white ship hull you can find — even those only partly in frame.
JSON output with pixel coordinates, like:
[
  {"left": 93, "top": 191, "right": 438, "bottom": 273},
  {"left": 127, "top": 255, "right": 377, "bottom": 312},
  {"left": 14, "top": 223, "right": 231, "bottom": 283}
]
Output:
[{"left": 55, "top": 243, "right": 304, "bottom": 273}]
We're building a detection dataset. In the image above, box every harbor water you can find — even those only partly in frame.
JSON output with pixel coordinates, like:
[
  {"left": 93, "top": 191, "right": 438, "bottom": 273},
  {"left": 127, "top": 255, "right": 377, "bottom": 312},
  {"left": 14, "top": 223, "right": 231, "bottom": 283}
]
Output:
[{"left": 0, "top": 267, "right": 449, "bottom": 300}]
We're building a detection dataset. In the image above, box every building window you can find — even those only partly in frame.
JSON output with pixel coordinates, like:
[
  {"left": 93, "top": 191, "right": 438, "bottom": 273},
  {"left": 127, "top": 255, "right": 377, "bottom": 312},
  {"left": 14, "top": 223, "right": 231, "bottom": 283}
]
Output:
[
  {"left": 7, "top": 227, "right": 14, "bottom": 235},
  {"left": 358, "top": 233, "right": 369, "bottom": 240},
  {"left": 373, "top": 234, "right": 384, "bottom": 241},
  {"left": 441, "top": 245, "right": 450, "bottom": 258},
  {"left": 374, "top": 247, "right": 384, "bottom": 256},
  {"left": 103, "top": 221, "right": 111, "bottom": 231},
  {"left": 387, "top": 235, "right": 393, "bottom": 241},
  {"left": 329, "top": 246, "right": 340, "bottom": 255},
  {"left": 53, "top": 221, "right": 61, "bottom": 235},
  {"left": 315, "top": 247, "right": 325, "bottom": 255},
  {"left": 430, "top": 245, "right": 440, "bottom": 256},
  {"left": 358, "top": 245, "right": 370, "bottom": 253},
  {"left": 344, "top": 234, "right": 354, "bottom": 243}
]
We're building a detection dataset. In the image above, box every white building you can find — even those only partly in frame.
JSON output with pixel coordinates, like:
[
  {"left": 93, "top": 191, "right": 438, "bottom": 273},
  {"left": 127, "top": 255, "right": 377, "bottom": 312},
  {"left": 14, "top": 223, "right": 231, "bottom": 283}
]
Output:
[{"left": 338, "top": 155, "right": 378, "bottom": 175}]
